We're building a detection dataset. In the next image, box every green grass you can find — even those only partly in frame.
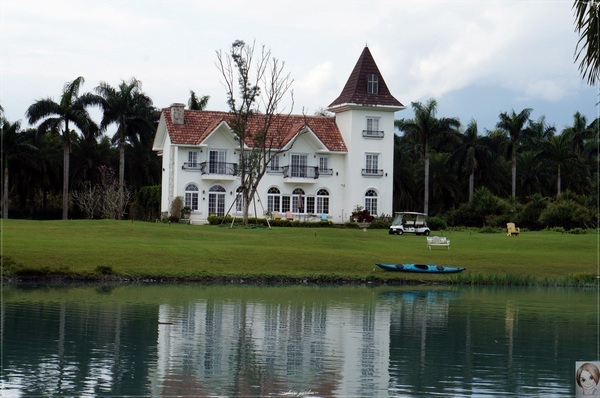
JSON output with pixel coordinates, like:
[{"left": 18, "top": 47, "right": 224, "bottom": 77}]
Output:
[{"left": 2, "top": 219, "right": 598, "bottom": 286}]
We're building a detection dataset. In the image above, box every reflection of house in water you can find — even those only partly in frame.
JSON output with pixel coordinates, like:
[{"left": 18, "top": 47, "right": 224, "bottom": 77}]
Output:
[{"left": 149, "top": 300, "right": 392, "bottom": 396}]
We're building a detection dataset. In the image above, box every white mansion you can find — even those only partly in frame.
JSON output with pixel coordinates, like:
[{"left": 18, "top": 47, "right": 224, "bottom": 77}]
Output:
[{"left": 153, "top": 46, "right": 405, "bottom": 224}]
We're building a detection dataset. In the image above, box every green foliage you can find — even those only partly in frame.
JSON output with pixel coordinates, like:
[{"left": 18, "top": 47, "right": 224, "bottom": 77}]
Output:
[
  {"left": 170, "top": 196, "right": 183, "bottom": 223},
  {"left": 95, "top": 265, "right": 115, "bottom": 275},
  {"left": 427, "top": 216, "right": 447, "bottom": 230},
  {"left": 517, "top": 194, "right": 548, "bottom": 230},
  {"left": 566, "top": 227, "right": 587, "bottom": 235},
  {"left": 479, "top": 226, "right": 499, "bottom": 234},
  {"left": 351, "top": 205, "right": 374, "bottom": 222},
  {"left": 136, "top": 185, "right": 161, "bottom": 221},
  {"left": 539, "top": 198, "right": 593, "bottom": 229}
]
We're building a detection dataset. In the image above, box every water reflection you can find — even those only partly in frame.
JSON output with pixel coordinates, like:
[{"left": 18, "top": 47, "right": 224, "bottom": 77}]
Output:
[{"left": 2, "top": 285, "right": 595, "bottom": 397}]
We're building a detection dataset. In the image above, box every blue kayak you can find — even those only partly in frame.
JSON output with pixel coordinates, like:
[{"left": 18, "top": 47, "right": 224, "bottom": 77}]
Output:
[{"left": 375, "top": 263, "right": 465, "bottom": 274}]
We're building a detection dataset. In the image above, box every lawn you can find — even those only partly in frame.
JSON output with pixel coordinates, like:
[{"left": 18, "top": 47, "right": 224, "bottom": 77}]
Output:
[{"left": 2, "top": 219, "right": 598, "bottom": 286}]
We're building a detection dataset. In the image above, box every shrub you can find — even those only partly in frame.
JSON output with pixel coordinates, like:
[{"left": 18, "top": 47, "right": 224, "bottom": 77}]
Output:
[
  {"left": 95, "top": 265, "right": 114, "bottom": 275},
  {"left": 170, "top": 196, "right": 183, "bottom": 223},
  {"left": 427, "top": 216, "right": 447, "bottom": 230},
  {"left": 351, "top": 205, "right": 374, "bottom": 222},
  {"left": 479, "top": 225, "right": 499, "bottom": 233},
  {"left": 517, "top": 194, "right": 548, "bottom": 230},
  {"left": 539, "top": 199, "right": 592, "bottom": 230},
  {"left": 136, "top": 185, "right": 161, "bottom": 221}
]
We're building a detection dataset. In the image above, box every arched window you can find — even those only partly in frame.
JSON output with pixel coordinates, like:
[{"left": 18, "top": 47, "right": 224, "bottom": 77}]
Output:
[
  {"left": 267, "top": 187, "right": 281, "bottom": 212},
  {"left": 292, "top": 188, "right": 305, "bottom": 213},
  {"left": 364, "top": 189, "right": 378, "bottom": 216},
  {"left": 184, "top": 183, "right": 199, "bottom": 210},
  {"left": 208, "top": 185, "right": 226, "bottom": 216},
  {"left": 367, "top": 73, "right": 378, "bottom": 94},
  {"left": 316, "top": 189, "right": 329, "bottom": 214}
]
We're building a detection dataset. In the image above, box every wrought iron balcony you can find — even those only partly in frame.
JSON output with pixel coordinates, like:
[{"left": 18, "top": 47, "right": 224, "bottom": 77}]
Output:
[
  {"left": 361, "top": 168, "right": 384, "bottom": 177},
  {"left": 201, "top": 161, "right": 238, "bottom": 176},
  {"left": 282, "top": 165, "right": 319, "bottom": 179},
  {"left": 362, "top": 129, "right": 384, "bottom": 138},
  {"left": 318, "top": 168, "right": 333, "bottom": 176},
  {"left": 182, "top": 162, "right": 201, "bottom": 170},
  {"left": 183, "top": 161, "right": 238, "bottom": 176}
]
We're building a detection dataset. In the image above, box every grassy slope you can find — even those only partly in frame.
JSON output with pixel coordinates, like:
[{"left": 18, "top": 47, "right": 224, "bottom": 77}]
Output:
[{"left": 2, "top": 219, "right": 598, "bottom": 284}]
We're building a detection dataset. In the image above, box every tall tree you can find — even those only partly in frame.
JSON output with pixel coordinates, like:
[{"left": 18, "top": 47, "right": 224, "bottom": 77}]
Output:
[
  {"left": 188, "top": 91, "right": 210, "bottom": 110},
  {"left": 216, "top": 40, "right": 294, "bottom": 225},
  {"left": 522, "top": 116, "right": 556, "bottom": 152},
  {"left": 94, "top": 78, "right": 155, "bottom": 219},
  {"left": 26, "top": 76, "right": 97, "bottom": 219},
  {"left": 573, "top": 0, "right": 600, "bottom": 85},
  {"left": 496, "top": 108, "right": 532, "bottom": 199},
  {"left": 539, "top": 132, "right": 578, "bottom": 197},
  {"left": 396, "top": 99, "right": 460, "bottom": 214},
  {"left": 1, "top": 119, "right": 37, "bottom": 218},
  {"left": 450, "top": 120, "right": 492, "bottom": 202}
]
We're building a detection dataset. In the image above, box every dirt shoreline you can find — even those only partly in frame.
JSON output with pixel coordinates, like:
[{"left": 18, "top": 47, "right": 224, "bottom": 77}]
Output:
[{"left": 2, "top": 274, "right": 437, "bottom": 286}]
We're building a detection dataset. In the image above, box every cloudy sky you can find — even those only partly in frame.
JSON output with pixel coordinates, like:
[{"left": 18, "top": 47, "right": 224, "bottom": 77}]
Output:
[{"left": 1, "top": 0, "right": 598, "bottom": 134}]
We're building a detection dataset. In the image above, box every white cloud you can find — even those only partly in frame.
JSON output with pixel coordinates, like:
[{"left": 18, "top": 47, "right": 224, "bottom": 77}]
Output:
[{"left": 0, "top": 0, "right": 596, "bottom": 132}]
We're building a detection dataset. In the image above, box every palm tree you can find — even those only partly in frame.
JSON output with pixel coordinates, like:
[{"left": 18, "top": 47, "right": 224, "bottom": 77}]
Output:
[
  {"left": 573, "top": 0, "right": 600, "bottom": 85},
  {"left": 450, "top": 120, "right": 492, "bottom": 202},
  {"left": 522, "top": 116, "right": 556, "bottom": 152},
  {"left": 1, "top": 119, "right": 37, "bottom": 218},
  {"left": 539, "top": 133, "right": 579, "bottom": 197},
  {"left": 496, "top": 108, "right": 532, "bottom": 199},
  {"left": 26, "top": 76, "right": 97, "bottom": 219},
  {"left": 396, "top": 99, "right": 460, "bottom": 214},
  {"left": 188, "top": 91, "right": 210, "bottom": 110},
  {"left": 94, "top": 78, "right": 155, "bottom": 219}
]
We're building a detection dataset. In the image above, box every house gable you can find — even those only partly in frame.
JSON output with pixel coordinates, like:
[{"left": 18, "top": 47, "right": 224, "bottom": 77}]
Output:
[{"left": 202, "top": 120, "right": 242, "bottom": 150}]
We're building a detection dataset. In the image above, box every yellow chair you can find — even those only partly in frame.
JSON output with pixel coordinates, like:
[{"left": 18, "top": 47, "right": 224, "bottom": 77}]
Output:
[{"left": 506, "top": 223, "right": 520, "bottom": 236}]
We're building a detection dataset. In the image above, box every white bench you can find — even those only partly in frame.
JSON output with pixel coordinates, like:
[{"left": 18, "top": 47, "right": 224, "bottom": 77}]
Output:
[{"left": 427, "top": 236, "right": 450, "bottom": 250}]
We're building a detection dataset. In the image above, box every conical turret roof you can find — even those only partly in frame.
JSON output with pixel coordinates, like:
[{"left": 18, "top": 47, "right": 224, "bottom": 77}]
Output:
[{"left": 328, "top": 46, "right": 404, "bottom": 111}]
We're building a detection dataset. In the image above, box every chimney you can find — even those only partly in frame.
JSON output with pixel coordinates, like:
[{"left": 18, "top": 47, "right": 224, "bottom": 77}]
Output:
[{"left": 170, "top": 103, "right": 185, "bottom": 125}]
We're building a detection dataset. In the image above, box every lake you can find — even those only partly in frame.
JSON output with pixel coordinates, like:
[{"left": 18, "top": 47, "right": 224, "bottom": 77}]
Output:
[{"left": 2, "top": 284, "right": 597, "bottom": 397}]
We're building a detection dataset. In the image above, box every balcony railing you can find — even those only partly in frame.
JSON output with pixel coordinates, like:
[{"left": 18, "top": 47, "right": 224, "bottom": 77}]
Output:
[
  {"left": 267, "top": 166, "right": 285, "bottom": 174},
  {"left": 282, "top": 165, "right": 319, "bottom": 179},
  {"left": 201, "top": 161, "right": 238, "bottom": 176},
  {"left": 183, "top": 161, "right": 238, "bottom": 176},
  {"left": 318, "top": 168, "right": 333, "bottom": 176},
  {"left": 361, "top": 168, "right": 384, "bottom": 177},
  {"left": 182, "top": 162, "right": 201, "bottom": 170},
  {"left": 362, "top": 129, "right": 384, "bottom": 138}
]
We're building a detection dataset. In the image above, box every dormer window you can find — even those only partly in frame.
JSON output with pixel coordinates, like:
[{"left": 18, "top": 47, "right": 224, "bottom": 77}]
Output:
[{"left": 367, "top": 74, "right": 378, "bottom": 94}]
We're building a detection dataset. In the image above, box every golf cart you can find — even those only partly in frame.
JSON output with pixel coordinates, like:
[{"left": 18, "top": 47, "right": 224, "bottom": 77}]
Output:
[{"left": 389, "top": 212, "right": 431, "bottom": 235}]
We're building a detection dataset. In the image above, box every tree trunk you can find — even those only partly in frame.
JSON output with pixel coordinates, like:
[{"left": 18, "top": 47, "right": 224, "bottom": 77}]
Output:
[
  {"left": 118, "top": 142, "right": 125, "bottom": 220},
  {"left": 468, "top": 171, "right": 474, "bottom": 202},
  {"left": 242, "top": 188, "right": 251, "bottom": 225},
  {"left": 62, "top": 142, "right": 70, "bottom": 220},
  {"left": 424, "top": 153, "right": 430, "bottom": 215},
  {"left": 556, "top": 164, "right": 561, "bottom": 197},
  {"left": 511, "top": 153, "right": 517, "bottom": 198},
  {"left": 3, "top": 165, "right": 9, "bottom": 219}
]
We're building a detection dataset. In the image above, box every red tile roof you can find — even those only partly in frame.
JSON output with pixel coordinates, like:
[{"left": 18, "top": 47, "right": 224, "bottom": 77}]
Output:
[
  {"left": 328, "top": 46, "right": 403, "bottom": 109},
  {"left": 162, "top": 109, "right": 347, "bottom": 152}
]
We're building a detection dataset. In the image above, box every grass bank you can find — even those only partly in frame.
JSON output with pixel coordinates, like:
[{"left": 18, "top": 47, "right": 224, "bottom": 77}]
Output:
[{"left": 2, "top": 219, "right": 598, "bottom": 286}]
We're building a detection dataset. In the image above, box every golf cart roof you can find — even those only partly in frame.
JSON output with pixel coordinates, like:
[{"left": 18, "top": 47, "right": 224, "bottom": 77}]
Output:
[{"left": 394, "top": 211, "right": 428, "bottom": 216}]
